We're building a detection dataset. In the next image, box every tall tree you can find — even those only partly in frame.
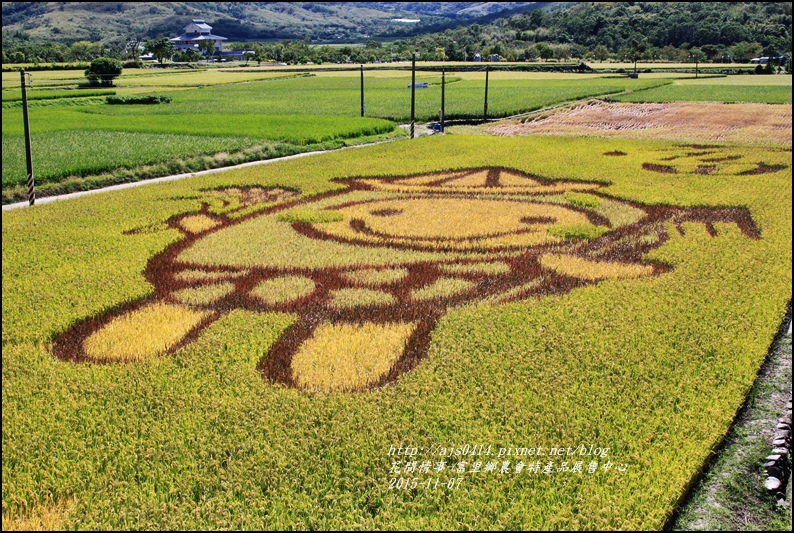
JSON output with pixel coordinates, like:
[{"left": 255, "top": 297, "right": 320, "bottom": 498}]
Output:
[
  {"left": 144, "top": 35, "right": 175, "bottom": 64},
  {"left": 84, "top": 57, "right": 122, "bottom": 86}
]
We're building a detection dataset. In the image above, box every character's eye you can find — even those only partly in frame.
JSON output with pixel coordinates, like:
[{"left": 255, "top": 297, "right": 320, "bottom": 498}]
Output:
[{"left": 370, "top": 209, "right": 403, "bottom": 217}]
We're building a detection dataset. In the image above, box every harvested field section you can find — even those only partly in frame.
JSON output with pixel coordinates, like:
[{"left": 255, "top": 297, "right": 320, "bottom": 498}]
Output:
[{"left": 488, "top": 102, "right": 792, "bottom": 146}]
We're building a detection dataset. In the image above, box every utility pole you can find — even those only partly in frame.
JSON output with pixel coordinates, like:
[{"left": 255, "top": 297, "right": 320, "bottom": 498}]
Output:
[
  {"left": 410, "top": 53, "right": 416, "bottom": 139},
  {"left": 360, "top": 64, "right": 365, "bottom": 117},
  {"left": 20, "top": 70, "right": 35, "bottom": 206}
]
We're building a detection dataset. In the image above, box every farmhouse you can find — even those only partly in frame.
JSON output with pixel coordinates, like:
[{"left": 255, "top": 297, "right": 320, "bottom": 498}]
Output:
[{"left": 170, "top": 19, "right": 227, "bottom": 53}]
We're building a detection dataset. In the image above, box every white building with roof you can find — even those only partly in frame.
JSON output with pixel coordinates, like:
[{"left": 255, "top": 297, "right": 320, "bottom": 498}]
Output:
[{"left": 170, "top": 19, "right": 227, "bottom": 53}]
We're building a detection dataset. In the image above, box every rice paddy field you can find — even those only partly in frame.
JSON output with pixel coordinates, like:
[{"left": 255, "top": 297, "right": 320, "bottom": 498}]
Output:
[
  {"left": 3, "top": 67, "right": 787, "bottom": 203},
  {"left": 2, "top": 63, "right": 793, "bottom": 529},
  {"left": 2, "top": 68, "right": 674, "bottom": 200},
  {"left": 610, "top": 74, "right": 792, "bottom": 104},
  {"left": 3, "top": 127, "right": 792, "bottom": 528}
]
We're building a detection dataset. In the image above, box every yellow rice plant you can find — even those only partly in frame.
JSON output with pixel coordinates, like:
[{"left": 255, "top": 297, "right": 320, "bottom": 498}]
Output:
[
  {"left": 172, "top": 282, "right": 236, "bottom": 306},
  {"left": 411, "top": 277, "right": 475, "bottom": 301},
  {"left": 291, "top": 321, "right": 416, "bottom": 392},
  {"left": 178, "top": 214, "right": 220, "bottom": 234},
  {"left": 541, "top": 254, "right": 655, "bottom": 281},
  {"left": 178, "top": 208, "right": 442, "bottom": 269},
  {"left": 329, "top": 288, "right": 395, "bottom": 309},
  {"left": 547, "top": 224, "right": 610, "bottom": 240},
  {"left": 362, "top": 178, "right": 601, "bottom": 196},
  {"left": 174, "top": 269, "right": 248, "bottom": 282},
  {"left": 250, "top": 276, "right": 316, "bottom": 305},
  {"left": 591, "top": 198, "right": 647, "bottom": 228},
  {"left": 342, "top": 267, "right": 409, "bottom": 286},
  {"left": 2, "top": 497, "right": 76, "bottom": 531},
  {"left": 321, "top": 197, "right": 595, "bottom": 250},
  {"left": 83, "top": 303, "right": 209, "bottom": 362},
  {"left": 440, "top": 261, "right": 512, "bottom": 276}
]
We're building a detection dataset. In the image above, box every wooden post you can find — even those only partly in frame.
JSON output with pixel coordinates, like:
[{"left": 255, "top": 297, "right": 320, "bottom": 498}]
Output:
[
  {"left": 20, "top": 70, "right": 35, "bottom": 206},
  {"left": 360, "top": 64, "right": 365, "bottom": 117}
]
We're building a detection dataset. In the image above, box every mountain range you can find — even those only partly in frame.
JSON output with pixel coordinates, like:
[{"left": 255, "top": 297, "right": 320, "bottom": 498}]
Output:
[{"left": 1, "top": 2, "right": 551, "bottom": 43}]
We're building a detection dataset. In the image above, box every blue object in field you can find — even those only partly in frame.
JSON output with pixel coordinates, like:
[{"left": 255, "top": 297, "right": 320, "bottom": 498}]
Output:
[
  {"left": 408, "top": 82, "right": 429, "bottom": 88},
  {"left": 433, "top": 123, "right": 442, "bottom": 131}
]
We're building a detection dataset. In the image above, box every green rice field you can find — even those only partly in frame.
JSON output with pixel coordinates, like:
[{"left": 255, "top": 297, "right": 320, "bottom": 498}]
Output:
[
  {"left": 2, "top": 70, "right": 673, "bottom": 195},
  {"left": 4, "top": 67, "right": 788, "bottom": 201},
  {"left": 611, "top": 74, "right": 792, "bottom": 103}
]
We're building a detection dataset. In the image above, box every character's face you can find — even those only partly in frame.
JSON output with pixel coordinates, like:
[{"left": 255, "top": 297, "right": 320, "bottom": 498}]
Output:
[
  {"left": 317, "top": 196, "right": 595, "bottom": 250},
  {"left": 53, "top": 167, "right": 759, "bottom": 394}
]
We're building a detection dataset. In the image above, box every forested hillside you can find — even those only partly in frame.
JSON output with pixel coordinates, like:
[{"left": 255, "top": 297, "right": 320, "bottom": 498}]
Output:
[
  {"left": 2, "top": 2, "right": 791, "bottom": 65},
  {"left": 1, "top": 2, "right": 535, "bottom": 53},
  {"left": 409, "top": 2, "right": 792, "bottom": 62}
]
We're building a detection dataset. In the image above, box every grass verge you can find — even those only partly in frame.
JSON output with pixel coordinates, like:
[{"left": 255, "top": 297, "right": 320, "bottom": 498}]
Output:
[{"left": 670, "top": 317, "right": 792, "bottom": 531}]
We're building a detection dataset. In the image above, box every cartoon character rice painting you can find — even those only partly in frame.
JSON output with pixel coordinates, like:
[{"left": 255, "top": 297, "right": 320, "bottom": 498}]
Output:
[{"left": 52, "top": 161, "right": 760, "bottom": 393}]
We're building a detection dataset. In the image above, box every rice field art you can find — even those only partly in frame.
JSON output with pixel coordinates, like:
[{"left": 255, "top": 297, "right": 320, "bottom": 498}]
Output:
[
  {"left": 4, "top": 133, "right": 792, "bottom": 529},
  {"left": 52, "top": 161, "right": 761, "bottom": 394}
]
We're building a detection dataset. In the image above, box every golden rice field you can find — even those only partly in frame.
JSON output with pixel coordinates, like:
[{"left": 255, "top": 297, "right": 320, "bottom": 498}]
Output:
[{"left": 3, "top": 130, "right": 791, "bottom": 528}]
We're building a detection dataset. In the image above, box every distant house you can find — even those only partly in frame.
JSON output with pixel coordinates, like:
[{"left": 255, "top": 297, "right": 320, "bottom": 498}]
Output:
[{"left": 170, "top": 19, "right": 227, "bottom": 53}]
